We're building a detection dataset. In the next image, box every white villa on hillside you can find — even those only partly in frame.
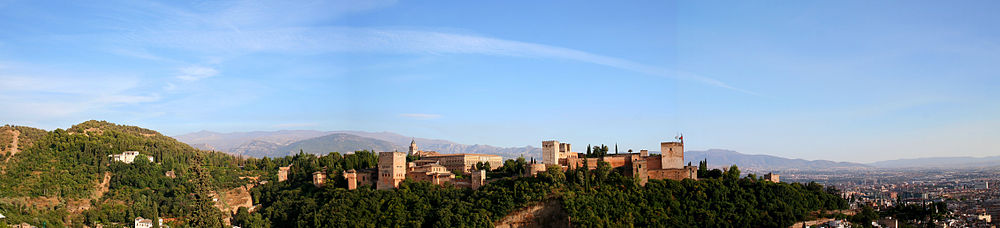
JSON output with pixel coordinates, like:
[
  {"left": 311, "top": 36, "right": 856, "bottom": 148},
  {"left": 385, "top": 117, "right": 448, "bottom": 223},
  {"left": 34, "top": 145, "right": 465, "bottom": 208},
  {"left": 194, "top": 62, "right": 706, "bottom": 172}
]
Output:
[
  {"left": 135, "top": 217, "right": 166, "bottom": 228},
  {"left": 109, "top": 151, "right": 153, "bottom": 164}
]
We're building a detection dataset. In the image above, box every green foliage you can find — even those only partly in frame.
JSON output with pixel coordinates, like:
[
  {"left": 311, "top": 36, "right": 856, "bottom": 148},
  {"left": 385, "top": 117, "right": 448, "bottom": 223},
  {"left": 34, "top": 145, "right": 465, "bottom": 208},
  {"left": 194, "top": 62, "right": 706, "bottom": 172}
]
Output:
[
  {"left": 585, "top": 145, "right": 609, "bottom": 158},
  {"left": 252, "top": 176, "right": 559, "bottom": 227},
  {"left": 874, "top": 202, "right": 949, "bottom": 226},
  {"left": 848, "top": 205, "right": 879, "bottom": 228},
  {"left": 562, "top": 173, "right": 848, "bottom": 227},
  {"left": 188, "top": 155, "right": 225, "bottom": 228},
  {"left": 488, "top": 157, "right": 528, "bottom": 179},
  {"left": 474, "top": 161, "right": 491, "bottom": 171},
  {"left": 0, "top": 202, "right": 69, "bottom": 228},
  {"left": 0, "top": 121, "right": 248, "bottom": 227}
]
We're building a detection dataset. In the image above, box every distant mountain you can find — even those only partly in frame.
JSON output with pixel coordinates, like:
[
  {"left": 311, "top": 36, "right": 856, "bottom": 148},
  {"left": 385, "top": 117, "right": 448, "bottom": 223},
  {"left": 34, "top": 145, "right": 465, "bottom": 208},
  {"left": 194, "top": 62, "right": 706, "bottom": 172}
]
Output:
[
  {"left": 328, "top": 131, "right": 540, "bottom": 159},
  {"left": 271, "top": 133, "right": 400, "bottom": 157},
  {"left": 175, "top": 130, "right": 540, "bottom": 159},
  {"left": 684, "top": 149, "right": 871, "bottom": 171},
  {"left": 231, "top": 140, "right": 282, "bottom": 157},
  {"left": 868, "top": 156, "right": 1000, "bottom": 169},
  {"left": 174, "top": 130, "right": 330, "bottom": 156}
]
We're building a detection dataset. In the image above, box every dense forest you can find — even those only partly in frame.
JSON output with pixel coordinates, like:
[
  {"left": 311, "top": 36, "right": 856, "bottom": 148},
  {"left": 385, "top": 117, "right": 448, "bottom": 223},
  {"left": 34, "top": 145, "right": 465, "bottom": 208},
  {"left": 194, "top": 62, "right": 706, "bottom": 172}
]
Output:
[{"left": 0, "top": 121, "right": 848, "bottom": 227}]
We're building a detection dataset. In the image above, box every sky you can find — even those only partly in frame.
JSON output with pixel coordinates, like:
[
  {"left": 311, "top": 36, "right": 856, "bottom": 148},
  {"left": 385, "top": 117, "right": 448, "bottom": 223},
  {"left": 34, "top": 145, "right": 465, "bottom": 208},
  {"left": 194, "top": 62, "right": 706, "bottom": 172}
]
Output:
[{"left": 1, "top": 0, "right": 999, "bottom": 163}]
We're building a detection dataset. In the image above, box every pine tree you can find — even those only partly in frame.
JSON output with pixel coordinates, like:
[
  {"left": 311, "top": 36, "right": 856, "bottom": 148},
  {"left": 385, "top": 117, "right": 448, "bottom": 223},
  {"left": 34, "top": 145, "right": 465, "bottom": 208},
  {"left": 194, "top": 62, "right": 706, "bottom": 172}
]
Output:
[{"left": 188, "top": 155, "right": 224, "bottom": 227}]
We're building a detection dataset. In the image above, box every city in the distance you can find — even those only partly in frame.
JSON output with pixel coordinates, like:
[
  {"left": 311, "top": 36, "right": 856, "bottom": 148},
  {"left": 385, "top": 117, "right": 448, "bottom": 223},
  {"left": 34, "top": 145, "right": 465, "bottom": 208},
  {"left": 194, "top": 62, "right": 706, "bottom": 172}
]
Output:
[{"left": 1, "top": 1, "right": 999, "bottom": 228}]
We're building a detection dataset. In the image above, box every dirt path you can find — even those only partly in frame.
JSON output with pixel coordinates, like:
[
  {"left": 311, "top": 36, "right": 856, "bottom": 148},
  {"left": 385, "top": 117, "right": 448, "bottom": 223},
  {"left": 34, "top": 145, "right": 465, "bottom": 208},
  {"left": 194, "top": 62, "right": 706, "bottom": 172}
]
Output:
[
  {"left": 4, "top": 129, "right": 19, "bottom": 163},
  {"left": 93, "top": 171, "right": 111, "bottom": 199}
]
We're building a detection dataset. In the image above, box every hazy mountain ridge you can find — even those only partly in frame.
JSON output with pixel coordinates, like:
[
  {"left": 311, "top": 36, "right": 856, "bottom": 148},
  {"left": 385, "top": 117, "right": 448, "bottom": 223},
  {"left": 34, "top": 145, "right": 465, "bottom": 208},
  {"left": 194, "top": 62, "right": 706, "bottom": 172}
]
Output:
[
  {"left": 684, "top": 149, "right": 871, "bottom": 171},
  {"left": 174, "top": 130, "right": 541, "bottom": 159},
  {"left": 868, "top": 156, "right": 1000, "bottom": 168},
  {"left": 273, "top": 133, "right": 400, "bottom": 157},
  {"left": 174, "top": 130, "right": 997, "bottom": 169},
  {"left": 173, "top": 130, "right": 330, "bottom": 154}
]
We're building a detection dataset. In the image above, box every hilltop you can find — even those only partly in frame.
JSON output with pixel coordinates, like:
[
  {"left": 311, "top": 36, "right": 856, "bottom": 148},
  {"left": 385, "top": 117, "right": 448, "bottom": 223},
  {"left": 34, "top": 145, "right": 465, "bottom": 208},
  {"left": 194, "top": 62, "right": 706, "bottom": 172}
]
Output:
[{"left": 0, "top": 120, "right": 254, "bottom": 227}]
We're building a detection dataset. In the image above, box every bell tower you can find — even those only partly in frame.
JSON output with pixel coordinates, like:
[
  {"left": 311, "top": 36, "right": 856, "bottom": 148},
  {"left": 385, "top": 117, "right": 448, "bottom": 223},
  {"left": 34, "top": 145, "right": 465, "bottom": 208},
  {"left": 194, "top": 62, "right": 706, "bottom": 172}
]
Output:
[{"left": 408, "top": 138, "right": 418, "bottom": 156}]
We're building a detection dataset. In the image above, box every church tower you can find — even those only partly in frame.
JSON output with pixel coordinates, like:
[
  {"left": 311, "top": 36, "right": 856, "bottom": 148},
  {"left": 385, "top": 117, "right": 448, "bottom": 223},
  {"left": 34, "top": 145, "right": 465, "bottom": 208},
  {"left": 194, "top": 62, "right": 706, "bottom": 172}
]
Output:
[{"left": 409, "top": 138, "right": 418, "bottom": 156}]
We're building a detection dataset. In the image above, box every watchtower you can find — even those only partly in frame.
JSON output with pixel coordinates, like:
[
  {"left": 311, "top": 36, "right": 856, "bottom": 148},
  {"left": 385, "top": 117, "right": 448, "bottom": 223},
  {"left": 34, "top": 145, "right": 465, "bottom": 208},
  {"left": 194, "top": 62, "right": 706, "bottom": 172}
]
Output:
[
  {"left": 542, "top": 140, "right": 560, "bottom": 165},
  {"left": 344, "top": 169, "right": 358, "bottom": 190},
  {"left": 660, "top": 142, "right": 684, "bottom": 169},
  {"left": 377, "top": 152, "right": 407, "bottom": 190}
]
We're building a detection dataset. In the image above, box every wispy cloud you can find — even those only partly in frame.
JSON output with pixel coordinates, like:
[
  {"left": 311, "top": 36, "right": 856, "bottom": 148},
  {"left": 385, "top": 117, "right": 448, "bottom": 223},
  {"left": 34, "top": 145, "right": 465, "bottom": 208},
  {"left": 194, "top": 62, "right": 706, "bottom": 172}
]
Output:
[
  {"left": 121, "top": 27, "right": 755, "bottom": 95},
  {"left": 399, "top": 113, "right": 442, "bottom": 119},
  {"left": 0, "top": 65, "right": 160, "bottom": 119},
  {"left": 176, "top": 66, "right": 219, "bottom": 81},
  {"left": 80, "top": 0, "right": 752, "bottom": 94}
]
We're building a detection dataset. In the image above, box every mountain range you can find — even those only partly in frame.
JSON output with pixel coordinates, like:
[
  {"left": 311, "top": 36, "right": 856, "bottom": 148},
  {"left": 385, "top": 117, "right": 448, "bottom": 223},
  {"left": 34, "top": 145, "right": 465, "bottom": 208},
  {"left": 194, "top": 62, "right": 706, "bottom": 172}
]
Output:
[
  {"left": 684, "top": 149, "right": 870, "bottom": 171},
  {"left": 174, "top": 130, "right": 998, "bottom": 170},
  {"left": 868, "top": 156, "right": 1000, "bottom": 169},
  {"left": 174, "top": 130, "right": 540, "bottom": 159}
]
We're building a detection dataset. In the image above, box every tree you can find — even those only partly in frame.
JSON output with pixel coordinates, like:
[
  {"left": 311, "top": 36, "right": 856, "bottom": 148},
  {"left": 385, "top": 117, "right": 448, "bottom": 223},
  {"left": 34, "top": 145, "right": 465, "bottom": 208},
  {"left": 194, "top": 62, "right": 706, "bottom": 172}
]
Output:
[
  {"left": 188, "top": 155, "right": 224, "bottom": 228},
  {"left": 475, "top": 161, "right": 491, "bottom": 171},
  {"left": 697, "top": 159, "right": 709, "bottom": 178},
  {"left": 724, "top": 165, "right": 740, "bottom": 180}
]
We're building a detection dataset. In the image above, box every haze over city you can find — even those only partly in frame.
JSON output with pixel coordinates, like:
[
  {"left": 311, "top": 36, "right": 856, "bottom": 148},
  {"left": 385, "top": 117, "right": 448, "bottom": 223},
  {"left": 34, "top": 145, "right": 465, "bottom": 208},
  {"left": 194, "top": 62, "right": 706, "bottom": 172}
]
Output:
[{"left": 2, "top": 0, "right": 999, "bottom": 163}]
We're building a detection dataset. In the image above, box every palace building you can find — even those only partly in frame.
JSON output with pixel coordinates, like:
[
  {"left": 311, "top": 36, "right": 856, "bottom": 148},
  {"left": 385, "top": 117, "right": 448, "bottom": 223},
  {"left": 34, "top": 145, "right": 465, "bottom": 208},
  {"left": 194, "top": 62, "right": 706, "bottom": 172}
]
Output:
[{"left": 543, "top": 139, "right": 697, "bottom": 186}]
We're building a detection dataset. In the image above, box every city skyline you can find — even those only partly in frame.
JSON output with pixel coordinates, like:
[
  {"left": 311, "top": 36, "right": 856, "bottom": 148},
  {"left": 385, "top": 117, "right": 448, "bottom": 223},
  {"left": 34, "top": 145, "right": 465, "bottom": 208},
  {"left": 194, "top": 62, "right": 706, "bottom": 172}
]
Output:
[{"left": 1, "top": 0, "right": 999, "bottom": 163}]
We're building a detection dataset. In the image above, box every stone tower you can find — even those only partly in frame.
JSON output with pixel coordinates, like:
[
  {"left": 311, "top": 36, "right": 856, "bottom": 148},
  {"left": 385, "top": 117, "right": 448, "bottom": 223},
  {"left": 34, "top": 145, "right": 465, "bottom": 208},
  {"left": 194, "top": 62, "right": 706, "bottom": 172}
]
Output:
[
  {"left": 632, "top": 159, "right": 649, "bottom": 186},
  {"left": 408, "top": 139, "right": 418, "bottom": 156},
  {"left": 377, "top": 151, "right": 407, "bottom": 190},
  {"left": 661, "top": 141, "right": 684, "bottom": 169},
  {"left": 542, "top": 140, "right": 560, "bottom": 165},
  {"left": 472, "top": 169, "right": 486, "bottom": 189},
  {"left": 344, "top": 169, "right": 358, "bottom": 190},
  {"left": 277, "top": 165, "right": 291, "bottom": 182}
]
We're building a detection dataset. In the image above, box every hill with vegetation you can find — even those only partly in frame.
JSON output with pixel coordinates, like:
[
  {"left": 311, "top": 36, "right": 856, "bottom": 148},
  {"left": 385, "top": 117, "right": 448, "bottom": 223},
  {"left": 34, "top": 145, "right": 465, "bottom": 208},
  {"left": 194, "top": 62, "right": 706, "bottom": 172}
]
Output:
[{"left": 0, "top": 120, "right": 261, "bottom": 227}]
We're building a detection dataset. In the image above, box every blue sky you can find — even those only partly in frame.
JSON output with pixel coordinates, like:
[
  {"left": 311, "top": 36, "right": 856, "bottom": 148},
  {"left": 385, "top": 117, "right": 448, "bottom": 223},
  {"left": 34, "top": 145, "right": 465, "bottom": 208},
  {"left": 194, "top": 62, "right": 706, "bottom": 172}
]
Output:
[{"left": 1, "top": 0, "right": 998, "bottom": 162}]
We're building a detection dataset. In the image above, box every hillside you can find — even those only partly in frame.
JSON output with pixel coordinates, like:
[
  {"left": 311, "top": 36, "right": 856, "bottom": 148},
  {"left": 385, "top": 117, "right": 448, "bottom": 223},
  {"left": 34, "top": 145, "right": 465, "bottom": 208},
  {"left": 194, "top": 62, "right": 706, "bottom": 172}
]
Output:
[
  {"left": 684, "top": 149, "right": 870, "bottom": 171},
  {"left": 0, "top": 120, "right": 254, "bottom": 227}
]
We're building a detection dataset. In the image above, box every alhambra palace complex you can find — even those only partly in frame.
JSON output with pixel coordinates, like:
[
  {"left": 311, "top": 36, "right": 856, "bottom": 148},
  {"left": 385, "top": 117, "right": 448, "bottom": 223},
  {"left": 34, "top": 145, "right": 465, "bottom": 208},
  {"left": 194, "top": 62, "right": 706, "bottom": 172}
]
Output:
[
  {"left": 278, "top": 138, "right": 700, "bottom": 190},
  {"left": 542, "top": 139, "right": 698, "bottom": 186}
]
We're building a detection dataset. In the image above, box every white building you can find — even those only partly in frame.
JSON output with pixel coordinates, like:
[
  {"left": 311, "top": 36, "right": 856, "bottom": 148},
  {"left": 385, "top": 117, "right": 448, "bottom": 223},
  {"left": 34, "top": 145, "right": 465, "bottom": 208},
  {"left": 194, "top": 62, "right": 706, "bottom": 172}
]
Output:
[
  {"left": 134, "top": 217, "right": 165, "bottom": 228},
  {"left": 109, "top": 151, "right": 153, "bottom": 164},
  {"left": 135, "top": 217, "right": 153, "bottom": 228}
]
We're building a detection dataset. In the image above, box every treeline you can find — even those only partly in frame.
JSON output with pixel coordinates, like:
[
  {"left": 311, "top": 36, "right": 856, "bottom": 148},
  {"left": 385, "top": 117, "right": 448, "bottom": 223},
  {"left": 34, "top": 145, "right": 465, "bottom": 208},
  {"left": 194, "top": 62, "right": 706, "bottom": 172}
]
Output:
[
  {"left": 248, "top": 155, "right": 847, "bottom": 227},
  {"left": 247, "top": 173, "right": 559, "bottom": 227},
  {"left": 562, "top": 163, "right": 847, "bottom": 227}
]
